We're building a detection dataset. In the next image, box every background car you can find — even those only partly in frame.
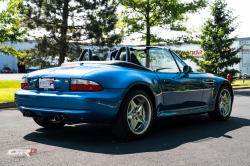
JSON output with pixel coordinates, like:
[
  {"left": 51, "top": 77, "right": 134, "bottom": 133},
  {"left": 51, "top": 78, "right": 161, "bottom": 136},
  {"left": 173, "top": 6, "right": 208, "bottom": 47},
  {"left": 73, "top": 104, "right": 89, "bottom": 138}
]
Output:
[
  {"left": 239, "top": 73, "right": 249, "bottom": 78},
  {"left": 1, "top": 67, "right": 13, "bottom": 73},
  {"left": 15, "top": 46, "right": 234, "bottom": 140}
]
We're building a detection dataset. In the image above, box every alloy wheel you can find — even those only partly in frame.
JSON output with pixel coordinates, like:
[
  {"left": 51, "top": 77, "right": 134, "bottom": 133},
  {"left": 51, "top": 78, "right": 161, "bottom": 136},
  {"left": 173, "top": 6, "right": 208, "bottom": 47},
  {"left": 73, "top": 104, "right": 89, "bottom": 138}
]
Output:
[
  {"left": 127, "top": 94, "right": 151, "bottom": 135},
  {"left": 219, "top": 89, "right": 231, "bottom": 116}
]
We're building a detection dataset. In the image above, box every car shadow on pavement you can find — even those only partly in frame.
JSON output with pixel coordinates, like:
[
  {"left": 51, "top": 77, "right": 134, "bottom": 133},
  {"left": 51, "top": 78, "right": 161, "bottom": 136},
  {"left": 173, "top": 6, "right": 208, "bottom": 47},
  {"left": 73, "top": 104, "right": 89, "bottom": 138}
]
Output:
[{"left": 23, "top": 115, "right": 250, "bottom": 155}]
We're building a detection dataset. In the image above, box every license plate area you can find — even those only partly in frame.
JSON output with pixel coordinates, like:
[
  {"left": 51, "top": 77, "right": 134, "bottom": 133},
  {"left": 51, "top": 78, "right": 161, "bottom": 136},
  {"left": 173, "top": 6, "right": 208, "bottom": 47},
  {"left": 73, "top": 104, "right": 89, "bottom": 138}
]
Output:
[{"left": 38, "top": 77, "right": 55, "bottom": 91}]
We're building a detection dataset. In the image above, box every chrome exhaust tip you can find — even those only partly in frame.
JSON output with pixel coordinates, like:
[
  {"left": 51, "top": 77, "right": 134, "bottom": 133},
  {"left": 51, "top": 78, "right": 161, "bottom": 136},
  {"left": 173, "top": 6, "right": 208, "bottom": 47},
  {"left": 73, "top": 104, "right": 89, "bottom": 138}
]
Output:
[
  {"left": 23, "top": 111, "right": 27, "bottom": 117},
  {"left": 59, "top": 114, "right": 73, "bottom": 125},
  {"left": 23, "top": 111, "right": 30, "bottom": 117},
  {"left": 59, "top": 115, "right": 68, "bottom": 121},
  {"left": 54, "top": 114, "right": 60, "bottom": 121},
  {"left": 54, "top": 114, "right": 73, "bottom": 124}
]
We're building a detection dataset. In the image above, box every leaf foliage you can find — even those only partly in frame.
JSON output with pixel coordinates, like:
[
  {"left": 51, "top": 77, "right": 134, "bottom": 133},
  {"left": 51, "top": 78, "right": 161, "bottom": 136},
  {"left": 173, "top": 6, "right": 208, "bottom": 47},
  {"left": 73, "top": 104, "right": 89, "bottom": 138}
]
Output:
[
  {"left": 0, "top": 0, "right": 27, "bottom": 57},
  {"left": 119, "top": 0, "right": 207, "bottom": 46}
]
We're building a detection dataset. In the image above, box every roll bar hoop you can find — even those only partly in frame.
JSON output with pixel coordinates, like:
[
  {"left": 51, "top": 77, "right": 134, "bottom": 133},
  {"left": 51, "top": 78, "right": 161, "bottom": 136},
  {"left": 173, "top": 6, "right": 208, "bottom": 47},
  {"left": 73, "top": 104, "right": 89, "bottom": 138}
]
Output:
[
  {"left": 78, "top": 49, "right": 93, "bottom": 61},
  {"left": 114, "top": 47, "right": 131, "bottom": 62}
]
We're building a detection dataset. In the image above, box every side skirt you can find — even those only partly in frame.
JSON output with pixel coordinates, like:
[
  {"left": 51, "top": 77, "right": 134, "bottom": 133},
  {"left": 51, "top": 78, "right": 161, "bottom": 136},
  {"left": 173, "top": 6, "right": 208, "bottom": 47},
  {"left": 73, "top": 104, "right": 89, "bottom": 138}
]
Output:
[{"left": 157, "top": 105, "right": 213, "bottom": 117}]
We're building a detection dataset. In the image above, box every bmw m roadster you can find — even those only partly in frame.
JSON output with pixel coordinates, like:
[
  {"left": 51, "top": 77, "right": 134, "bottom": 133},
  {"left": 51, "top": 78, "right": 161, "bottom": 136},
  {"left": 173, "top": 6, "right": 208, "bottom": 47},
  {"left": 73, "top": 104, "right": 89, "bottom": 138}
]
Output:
[{"left": 15, "top": 46, "right": 233, "bottom": 139}]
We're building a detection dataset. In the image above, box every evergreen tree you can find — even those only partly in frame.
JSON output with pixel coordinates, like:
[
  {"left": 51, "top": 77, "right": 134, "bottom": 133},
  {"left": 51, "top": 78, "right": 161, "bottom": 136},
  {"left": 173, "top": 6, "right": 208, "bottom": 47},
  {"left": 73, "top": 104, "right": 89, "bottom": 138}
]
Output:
[
  {"left": 190, "top": 0, "right": 241, "bottom": 81},
  {"left": 20, "top": 0, "right": 123, "bottom": 68}
]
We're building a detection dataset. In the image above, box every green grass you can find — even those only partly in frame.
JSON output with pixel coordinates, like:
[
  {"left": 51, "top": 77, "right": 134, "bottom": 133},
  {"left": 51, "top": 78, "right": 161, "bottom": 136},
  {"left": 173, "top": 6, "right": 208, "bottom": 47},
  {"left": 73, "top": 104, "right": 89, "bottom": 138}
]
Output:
[
  {"left": 0, "top": 80, "right": 21, "bottom": 102},
  {"left": 0, "top": 88, "right": 20, "bottom": 102},
  {"left": 0, "top": 80, "right": 21, "bottom": 88},
  {"left": 232, "top": 80, "right": 250, "bottom": 87}
]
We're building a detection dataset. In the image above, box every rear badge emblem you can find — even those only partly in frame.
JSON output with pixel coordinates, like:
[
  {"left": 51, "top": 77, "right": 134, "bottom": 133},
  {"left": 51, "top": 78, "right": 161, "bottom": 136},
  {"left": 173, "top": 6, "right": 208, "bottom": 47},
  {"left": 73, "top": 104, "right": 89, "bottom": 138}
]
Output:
[{"left": 64, "top": 80, "right": 68, "bottom": 83}]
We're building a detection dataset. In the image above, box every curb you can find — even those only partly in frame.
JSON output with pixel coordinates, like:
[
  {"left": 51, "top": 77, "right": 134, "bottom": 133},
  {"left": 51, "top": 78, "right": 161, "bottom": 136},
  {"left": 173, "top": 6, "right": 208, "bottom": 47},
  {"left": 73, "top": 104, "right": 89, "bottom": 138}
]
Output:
[
  {"left": 233, "top": 86, "right": 250, "bottom": 90},
  {"left": 0, "top": 102, "right": 16, "bottom": 109}
]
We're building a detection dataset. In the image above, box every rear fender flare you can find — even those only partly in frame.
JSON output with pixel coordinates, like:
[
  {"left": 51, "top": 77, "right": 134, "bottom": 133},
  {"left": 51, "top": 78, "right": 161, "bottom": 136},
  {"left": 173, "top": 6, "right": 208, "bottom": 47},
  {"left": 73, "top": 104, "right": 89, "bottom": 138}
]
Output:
[{"left": 116, "top": 80, "right": 163, "bottom": 119}]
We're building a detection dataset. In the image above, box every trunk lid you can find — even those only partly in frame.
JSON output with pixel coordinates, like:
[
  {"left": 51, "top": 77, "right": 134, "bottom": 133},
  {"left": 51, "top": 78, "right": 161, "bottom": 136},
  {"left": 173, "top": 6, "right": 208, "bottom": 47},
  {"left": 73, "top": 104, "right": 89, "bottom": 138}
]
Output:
[{"left": 24, "top": 63, "right": 115, "bottom": 91}]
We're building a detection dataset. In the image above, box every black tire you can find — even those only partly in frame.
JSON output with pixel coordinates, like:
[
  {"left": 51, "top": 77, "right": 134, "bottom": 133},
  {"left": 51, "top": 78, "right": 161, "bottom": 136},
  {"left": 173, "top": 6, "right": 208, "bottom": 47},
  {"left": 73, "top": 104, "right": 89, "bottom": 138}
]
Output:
[
  {"left": 33, "top": 117, "right": 65, "bottom": 129},
  {"left": 111, "top": 90, "right": 154, "bottom": 140},
  {"left": 208, "top": 85, "right": 233, "bottom": 120}
]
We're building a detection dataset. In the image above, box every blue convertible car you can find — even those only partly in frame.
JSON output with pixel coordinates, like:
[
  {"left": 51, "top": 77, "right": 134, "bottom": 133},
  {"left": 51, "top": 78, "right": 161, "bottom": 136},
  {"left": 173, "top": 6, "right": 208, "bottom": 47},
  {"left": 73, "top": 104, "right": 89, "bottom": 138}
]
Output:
[{"left": 15, "top": 46, "right": 233, "bottom": 139}]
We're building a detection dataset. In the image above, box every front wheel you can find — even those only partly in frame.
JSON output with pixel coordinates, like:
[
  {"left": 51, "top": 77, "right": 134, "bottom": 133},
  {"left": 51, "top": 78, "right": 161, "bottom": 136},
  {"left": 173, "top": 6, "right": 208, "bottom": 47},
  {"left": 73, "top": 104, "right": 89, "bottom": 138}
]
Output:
[
  {"left": 208, "top": 86, "right": 232, "bottom": 120},
  {"left": 111, "top": 90, "right": 153, "bottom": 140},
  {"left": 33, "top": 117, "right": 65, "bottom": 129}
]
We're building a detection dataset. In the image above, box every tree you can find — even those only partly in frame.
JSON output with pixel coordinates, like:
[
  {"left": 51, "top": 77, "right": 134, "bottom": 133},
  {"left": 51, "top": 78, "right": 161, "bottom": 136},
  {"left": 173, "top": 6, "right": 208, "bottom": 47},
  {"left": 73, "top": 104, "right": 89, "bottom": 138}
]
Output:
[
  {"left": 119, "top": 0, "right": 207, "bottom": 46},
  {"left": 20, "top": 0, "right": 123, "bottom": 67},
  {"left": 190, "top": 0, "right": 241, "bottom": 81},
  {"left": 0, "top": 0, "right": 27, "bottom": 57}
]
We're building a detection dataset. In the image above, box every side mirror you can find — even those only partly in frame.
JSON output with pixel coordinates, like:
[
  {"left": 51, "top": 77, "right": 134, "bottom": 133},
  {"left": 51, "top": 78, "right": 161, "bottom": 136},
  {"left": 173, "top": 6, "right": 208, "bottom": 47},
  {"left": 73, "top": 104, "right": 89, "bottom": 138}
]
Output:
[{"left": 183, "top": 65, "right": 192, "bottom": 78}]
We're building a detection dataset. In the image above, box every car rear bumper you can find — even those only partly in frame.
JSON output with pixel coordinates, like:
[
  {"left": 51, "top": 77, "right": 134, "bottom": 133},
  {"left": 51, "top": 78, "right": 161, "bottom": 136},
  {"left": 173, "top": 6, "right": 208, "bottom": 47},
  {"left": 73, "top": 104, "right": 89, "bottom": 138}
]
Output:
[{"left": 15, "top": 89, "right": 125, "bottom": 123}]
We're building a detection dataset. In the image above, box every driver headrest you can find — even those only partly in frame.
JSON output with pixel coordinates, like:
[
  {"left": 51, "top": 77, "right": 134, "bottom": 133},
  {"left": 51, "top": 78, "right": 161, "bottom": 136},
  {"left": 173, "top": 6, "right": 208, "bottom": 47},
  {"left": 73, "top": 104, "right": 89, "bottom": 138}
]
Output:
[
  {"left": 120, "top": 53, "right": 142, "bottom": 66},
  {"left": 87, "top": 54, "right": 101, "bottom": 61}
]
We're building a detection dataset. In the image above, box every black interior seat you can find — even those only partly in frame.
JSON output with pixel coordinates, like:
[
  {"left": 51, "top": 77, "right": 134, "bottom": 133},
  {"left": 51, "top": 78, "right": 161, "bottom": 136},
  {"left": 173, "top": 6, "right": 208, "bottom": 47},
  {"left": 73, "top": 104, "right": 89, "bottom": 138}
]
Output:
[
  {"left": 120, "top": 53, "right": 142, "bottom": 66},
  {"left": 87, "top": 54, "right": 101, "bottom": 61}
]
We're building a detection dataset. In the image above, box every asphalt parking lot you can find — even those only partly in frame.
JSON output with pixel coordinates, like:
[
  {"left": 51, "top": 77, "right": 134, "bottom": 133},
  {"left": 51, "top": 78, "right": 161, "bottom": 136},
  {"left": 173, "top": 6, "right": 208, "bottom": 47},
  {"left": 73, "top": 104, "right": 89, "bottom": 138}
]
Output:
[{"left": 1, "top": 89, "right": 250, "bottom": 165}]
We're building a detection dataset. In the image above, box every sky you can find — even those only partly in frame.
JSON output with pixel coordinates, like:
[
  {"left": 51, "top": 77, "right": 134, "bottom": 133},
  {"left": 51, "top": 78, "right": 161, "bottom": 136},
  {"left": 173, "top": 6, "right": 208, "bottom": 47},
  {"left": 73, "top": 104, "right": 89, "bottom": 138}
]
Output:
[
  {"left": 0, "top": 1, "right": 6, "bottom": 13},
  {"left": 0, "top": 0, "right": 249, "bottom": 45}
]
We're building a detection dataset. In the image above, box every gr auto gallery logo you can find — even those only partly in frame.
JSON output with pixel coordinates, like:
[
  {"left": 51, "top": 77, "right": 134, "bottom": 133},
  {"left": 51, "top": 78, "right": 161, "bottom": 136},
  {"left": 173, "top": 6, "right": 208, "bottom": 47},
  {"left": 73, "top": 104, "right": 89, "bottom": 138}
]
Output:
[{"left": 7, "top": 148, "right": 37, "bottom": 158}]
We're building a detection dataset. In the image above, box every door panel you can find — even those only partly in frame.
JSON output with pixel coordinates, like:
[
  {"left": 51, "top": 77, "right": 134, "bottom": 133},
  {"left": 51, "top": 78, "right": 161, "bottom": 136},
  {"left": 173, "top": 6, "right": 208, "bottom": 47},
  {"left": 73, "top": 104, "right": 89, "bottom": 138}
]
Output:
[
  {"left": 156, "top": 72, "right": 204, "bottom": 110},
  {"left": 148, "top": 48, "right": 204, "bottom": 111},
  {"left": 197, "top": 74, "right": 216, "bottom": 106}
]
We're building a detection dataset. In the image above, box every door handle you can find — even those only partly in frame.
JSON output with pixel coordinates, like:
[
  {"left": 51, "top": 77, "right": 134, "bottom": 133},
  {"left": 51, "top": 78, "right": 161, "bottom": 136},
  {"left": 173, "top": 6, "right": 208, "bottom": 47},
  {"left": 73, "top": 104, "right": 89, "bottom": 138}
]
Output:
[
  {"left": 163, "top": 79, "right": 172, "bottom": 84},
  {"left": 202, "top": 79, "right": 215, "bottom": 84}
]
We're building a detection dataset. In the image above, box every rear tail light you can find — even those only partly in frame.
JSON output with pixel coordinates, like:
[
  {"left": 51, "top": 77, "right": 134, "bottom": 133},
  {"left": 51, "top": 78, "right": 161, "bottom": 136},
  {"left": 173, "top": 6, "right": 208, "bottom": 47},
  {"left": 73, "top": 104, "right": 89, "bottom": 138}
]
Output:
[
  {"left": 70, "top": 79, "right": 103, "bottom": 91},
  {"left": 21, "top": 78, "right": 29, "bottom": 89}
]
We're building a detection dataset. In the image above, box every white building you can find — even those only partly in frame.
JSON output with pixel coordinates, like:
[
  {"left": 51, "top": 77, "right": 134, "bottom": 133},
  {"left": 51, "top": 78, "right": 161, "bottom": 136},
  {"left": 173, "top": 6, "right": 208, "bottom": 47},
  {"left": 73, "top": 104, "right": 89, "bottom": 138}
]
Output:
[
  {"left": 1, "top": 37, "right": 250, "bottom": 74},
  {"left": 0, "top": 41, "right": 134, "bottom": 73},
  {"left": 0, "top": 41, "right": 36, "bottom": 73},
  {"left": 170, "top": 37, "right": 250, "bottom": 75},
  {"left": 0, "top": 50, "right": 17, "bottom": 73}
]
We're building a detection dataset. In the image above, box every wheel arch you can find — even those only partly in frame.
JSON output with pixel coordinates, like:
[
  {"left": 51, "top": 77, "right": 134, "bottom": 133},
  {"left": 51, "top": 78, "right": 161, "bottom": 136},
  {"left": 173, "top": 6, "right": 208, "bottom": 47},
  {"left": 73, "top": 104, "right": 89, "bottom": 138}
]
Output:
[
  {"left": 216, "top": 81, "right": 234, "bottom": 103},
  {"left": 116, "top": 83, "right": 158, "bottom": 119},
  {"left": 128, "top": 84, "right": 156, "bottom": 111},
  {"left": 208, "top": 81, "right": 234, "bottom": 120}
]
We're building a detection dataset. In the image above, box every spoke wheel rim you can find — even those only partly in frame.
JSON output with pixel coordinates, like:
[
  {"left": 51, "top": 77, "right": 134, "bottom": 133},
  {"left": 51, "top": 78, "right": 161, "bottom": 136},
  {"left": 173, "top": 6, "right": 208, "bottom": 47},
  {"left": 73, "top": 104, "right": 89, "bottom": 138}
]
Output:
[
  {"left": 127, "top": 94, "right": 151, "bottom": 135},
  {"left": 219, "top": 89, "right": 231, "bottom": 116}
]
